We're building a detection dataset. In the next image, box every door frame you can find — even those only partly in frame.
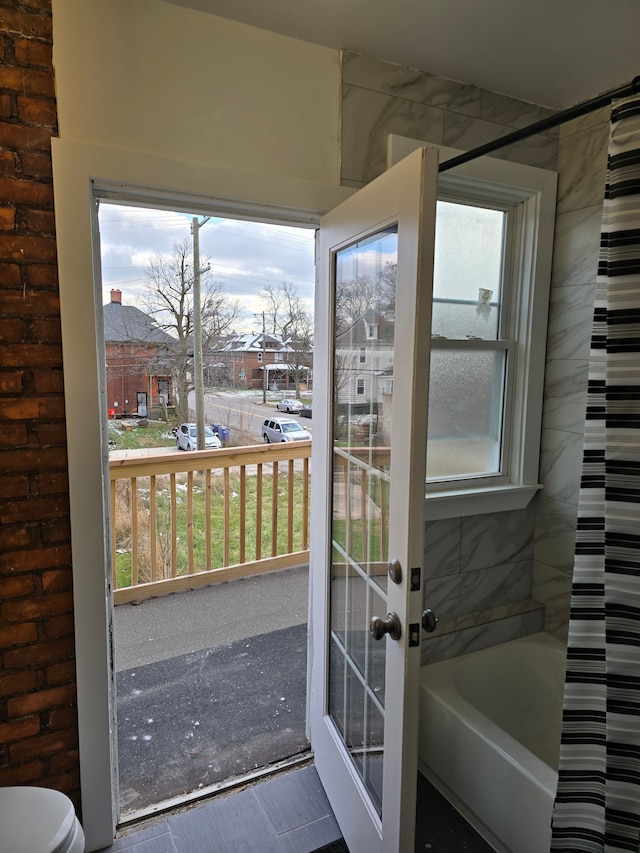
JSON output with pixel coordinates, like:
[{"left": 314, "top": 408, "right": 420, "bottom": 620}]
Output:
[{"left": 52, "top": 137, "right": 351, "bottom": 851}]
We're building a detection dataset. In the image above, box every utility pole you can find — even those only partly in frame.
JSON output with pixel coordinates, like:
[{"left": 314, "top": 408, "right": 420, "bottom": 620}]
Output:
[{"left": 191, "top": 216, "right": 210, "bottom": 450}]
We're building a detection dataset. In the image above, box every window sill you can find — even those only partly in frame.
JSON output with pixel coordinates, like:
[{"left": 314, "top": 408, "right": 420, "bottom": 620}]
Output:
[{"left": 424, "top": 483, "right": 541, "bottom": 521}]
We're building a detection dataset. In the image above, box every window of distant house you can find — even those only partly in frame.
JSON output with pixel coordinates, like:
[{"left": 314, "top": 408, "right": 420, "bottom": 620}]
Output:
[
  {"left": 356, "top": 378, "right": 365, "bottom": 395},
  {"left": 367, "top": 324, "right": 377, "bottom": 339},
  {"left": 359, "top": 347, "right": 366, "bottom": 364}
]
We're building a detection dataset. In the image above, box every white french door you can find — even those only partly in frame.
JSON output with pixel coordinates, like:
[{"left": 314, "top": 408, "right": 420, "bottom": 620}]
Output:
[{"left": 310, "top": 147, "right": 438, "bottom": 852}]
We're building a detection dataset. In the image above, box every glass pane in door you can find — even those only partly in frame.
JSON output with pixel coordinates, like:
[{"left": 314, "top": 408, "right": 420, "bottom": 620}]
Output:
[{"left": 329, "top": 225, "right": 397, "bottom": 816}]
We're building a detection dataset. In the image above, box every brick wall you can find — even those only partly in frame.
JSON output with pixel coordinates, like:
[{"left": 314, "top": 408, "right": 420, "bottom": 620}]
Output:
[{"left": 0, "top": 0, "right": 80, "bottom": 808}]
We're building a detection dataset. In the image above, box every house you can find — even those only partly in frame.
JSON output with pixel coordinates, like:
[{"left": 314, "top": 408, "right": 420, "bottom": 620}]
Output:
[
  {"left": 1, "top": 1, "right": 637, "bottom": 851},
  {"left": 103, "top": 289, "right": 174, "bottom": 417},
  {"left": 212, "top": 331, "right": 312, "bottom": 390}
]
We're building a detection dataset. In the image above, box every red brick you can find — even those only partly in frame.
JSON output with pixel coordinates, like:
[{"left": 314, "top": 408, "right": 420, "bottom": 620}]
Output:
[
  {"left": 0, "top": 122, "right": 54, "bottom": 152},
  {"left": 42, "top": 568, "right": 72, "bottom": 593},
  {"left": 0, "top": 573, "right": 34, "bottom": 599},
  {"left": 0, "top": 620, "right": 39, "bottom": 652},
  {"left": 17, "top": 95, "right": 57, "bottom": 128},
  {"left": 0, "top": 670, "right": 37, "bottom": 699},
  {"left": 0, "top": 318, "right": 23, "bottom": 340},
  {"left": 1, "top": 290, "right": 61, "bottom": 320},
  {"left": 0, "top": 93, "right": 11, "bottom": 120},
  {"left": 26, "top": 208, "right": 55, "bottom": 236},
  {"left": 0, "top": 262, "right": 21, "bottom": 285},
  {"left": 21, "top": 151, "right": 51, "bottom": 178},
  {"left": 43, "top": 772, "right": 80, "bottom": 799},
  {"left": 8, "top": 684, "right": 76, "bottom": 718},
  {"left": 4, "top": 637, "right": 74, "bottom": 669},
  {"left": 0, "top": 422, "right": 28, "bottom": 447},
  {"left": 0, "top": 150, "right": 16, "bottom": 176},
  {"left": 0, "top": 67, "right": 55, "bottom": 99},
  {"left": 47, "top": 705, "right": 77, "bottom": 730},
  {"left": 44, "top": 614, "right": 74, "bottom": 640},
  {"left": 30, "top": 422, "right": 68, "bottom": 446},
  {"left": 0, "top": 178, "right": 52, "bottom": 209},
  {"left": 33, "top": 370, "right": 63, "bottom": 394},
  {"left": 49, "top": 750, "right": 79, "bottom": 775},
  {"left": 0, "top": 371, "right": 24, "bottom": 393},
  {"left": 0, "top": 345, "right": 62, "bottom": 369},
  {"left": 0, "top": 716, "right": 40, "bottom": 743},
  {"left": 14, "top": 38, "right": 52, "bottom": 70},
  {"left": 30, "top": 318, "right": 61, "bottom": 340},
  {"left": 10, "top": 728, "right": 77, "bottom": 763},
  {"left": 0, "top": 523, "right": 31, "bottom": 549},
  {"left": 25, "top": 264, "right": 57, "bottom": 287},
  {"left": 0, "top": 761, "right": 43, "bottom": 786},
  {"left": 36, "top": 470, "right": 68, "bottom": 494},
  {"left": 2, "top": 590, "right": 74, "bottom": 623},
  {"left": 40, "top": 522, "right": 71, "bottom": 546},
  {"left": 0, "top": 233, "right": 57, "bottom": 262},
  {"left": 0, "top": 544, "right": 70, "bottom": 573},
  {"left": 0, "top": 395, "right": 64, "bottom": 419},
  {"left": 0, "top": 8, "right": 53, "bottom": 41},
  {"left": 0, "top": 206, "right": 16, "bottom": 230},
  {"left": 46, "top": 660, "right": 76, "bottom": 687},
  {"left": 0, "top": 473, "right": 29, "bottom": 498},
  {"left": 1, "top": 495, "right": 70, "bottom": 525}
]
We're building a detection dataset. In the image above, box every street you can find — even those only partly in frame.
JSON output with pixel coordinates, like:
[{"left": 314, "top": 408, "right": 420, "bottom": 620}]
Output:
[{"left": 191, "top": 390, "right": 313, "bottom": 446}]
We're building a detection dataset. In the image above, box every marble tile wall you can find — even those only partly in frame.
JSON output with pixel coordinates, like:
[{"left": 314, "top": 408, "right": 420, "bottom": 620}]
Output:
[
  {"left": 341, "top": 50, "right": 559, "bottom": 187},
  {"left": 340, "top": 51, "right": 610, "bottom": 659},
  {"left": 533, "top": 106, "right": 610, "bottom": 641}
]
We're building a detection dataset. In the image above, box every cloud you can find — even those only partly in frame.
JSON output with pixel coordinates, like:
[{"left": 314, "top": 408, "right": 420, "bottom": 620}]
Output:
[{"left": 98, "top": 204, "right": 315, "bottom": 329}]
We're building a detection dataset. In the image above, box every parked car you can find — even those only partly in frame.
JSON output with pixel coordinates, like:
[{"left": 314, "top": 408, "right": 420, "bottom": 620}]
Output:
[
  {"left": 262, "top": 417, "right": 311, "bottom": 443},
  {"left": 276, "top": 398, "right": 304, "bottom": 414},
  {"left": 176, "top": 423, "right": 222, "bottom": 451},
  {"left": 299, "top": 403, "right": 312, "bottom": 418}
]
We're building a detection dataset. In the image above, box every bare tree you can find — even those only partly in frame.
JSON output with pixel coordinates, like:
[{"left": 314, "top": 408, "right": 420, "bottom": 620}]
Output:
[
  {"left": 142, "top": 238, "right": 241, "bottom": 422},
  {"left": 260, "top": 280, "right": 313, "bottom": 398}
]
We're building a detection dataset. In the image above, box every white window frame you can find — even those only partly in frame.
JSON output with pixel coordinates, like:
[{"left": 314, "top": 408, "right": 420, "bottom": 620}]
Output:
[
  {"left": 388, "top": 136, "right": 557, "bottom": 520},
  {"left": 356, "top": 377, "right": 365, "bottom": 395}
]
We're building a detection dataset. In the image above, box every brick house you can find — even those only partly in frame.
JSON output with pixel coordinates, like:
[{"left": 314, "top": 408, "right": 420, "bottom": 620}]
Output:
[
  {"left": 103, "top": 289, "right": 174, "bottom": 417},
  {"left": 214, "top": 331, "right": 311, "bottom": 391}
]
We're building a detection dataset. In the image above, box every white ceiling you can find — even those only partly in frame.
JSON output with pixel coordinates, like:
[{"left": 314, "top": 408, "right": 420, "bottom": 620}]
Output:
[{"left": 165, "top": 0, "right": 640, "bottom": 109}]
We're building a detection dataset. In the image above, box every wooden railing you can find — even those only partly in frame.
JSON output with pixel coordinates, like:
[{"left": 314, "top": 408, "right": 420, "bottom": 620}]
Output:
[{"left": 109, "top": 442, "right": 311, "bottom": 604}]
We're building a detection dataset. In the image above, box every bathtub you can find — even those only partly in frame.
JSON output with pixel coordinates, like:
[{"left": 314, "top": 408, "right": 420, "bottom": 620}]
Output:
[{"left": 418, "top": 632, "right": 566, "bottom": 853}]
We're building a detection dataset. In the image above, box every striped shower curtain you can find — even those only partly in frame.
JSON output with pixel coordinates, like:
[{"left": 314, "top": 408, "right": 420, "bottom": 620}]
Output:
[{"left": 551, "top": 95, "right": 640, "bottom": 851}]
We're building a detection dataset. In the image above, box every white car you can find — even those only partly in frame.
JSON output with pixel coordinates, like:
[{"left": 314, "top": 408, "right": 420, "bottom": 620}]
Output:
[
  {"left": 262, "top": 417, "right": 311, "bottom": 443},
  {"left": 176, "top": 423, "right": 222, "bottom": 451},
  {"left": 276, "top": 398, "right": 304, "bottom": 414}
]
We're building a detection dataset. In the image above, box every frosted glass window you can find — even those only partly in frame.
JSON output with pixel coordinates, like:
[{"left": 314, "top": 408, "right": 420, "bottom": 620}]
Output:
[
  {"left": 432, "top": 202, "right": 505, "bottom": 340},
  {"left": 427, "top": 350, "right": 506, "bottom": 480}
]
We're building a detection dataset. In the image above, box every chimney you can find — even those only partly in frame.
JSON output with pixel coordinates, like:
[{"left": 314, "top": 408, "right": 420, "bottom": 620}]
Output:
[{"left": 111, "top": 289, "right": 122, "bottom": 304}]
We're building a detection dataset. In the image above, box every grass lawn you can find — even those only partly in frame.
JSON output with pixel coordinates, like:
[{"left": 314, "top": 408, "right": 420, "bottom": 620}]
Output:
[{"left": 108, "top": 419, "right": 176, "bottom": 451}]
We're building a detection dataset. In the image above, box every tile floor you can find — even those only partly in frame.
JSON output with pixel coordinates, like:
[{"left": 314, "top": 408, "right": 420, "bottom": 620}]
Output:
[{"left": 98, "top": 763, "right": 495, "bottom": 852}]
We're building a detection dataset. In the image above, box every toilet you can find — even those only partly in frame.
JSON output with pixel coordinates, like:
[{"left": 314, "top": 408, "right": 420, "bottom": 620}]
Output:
[{"left": 0, "top": 787, "right": 85, "bottom": 853}]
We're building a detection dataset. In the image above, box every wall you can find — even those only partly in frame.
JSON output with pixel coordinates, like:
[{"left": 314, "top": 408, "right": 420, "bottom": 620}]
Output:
[
  {"left": 533, "top": 107, "right": 610, "bottom": 639},
  {"left": 52, "top": 0, "right": 340, "bottom": 185},
  {"left": 0, "top": 0, "right": 79, "bottom": 807}
]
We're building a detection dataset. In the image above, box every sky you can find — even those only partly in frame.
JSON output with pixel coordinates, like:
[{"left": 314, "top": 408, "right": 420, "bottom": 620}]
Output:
[{"left": 98, "top": 203, "right": 317, "bottom": 333}]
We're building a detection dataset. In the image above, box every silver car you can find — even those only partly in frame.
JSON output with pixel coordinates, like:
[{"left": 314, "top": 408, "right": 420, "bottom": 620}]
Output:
[
  {"left": 262, "top": 417, "right": 311, "bottom": 443},
  {"left": 176, "top": 423, "right": 222, "bottom": 451},
  {"left": 276, "top": 398, "right": 304, "bottom": 414}
]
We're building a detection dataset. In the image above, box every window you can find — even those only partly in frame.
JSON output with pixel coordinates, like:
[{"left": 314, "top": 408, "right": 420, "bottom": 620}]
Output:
[
  {"left": 388, "top": 136, "right": 557, "bottom": 518},
  {"left": 356, "top": 378, "right": 365, "bottom": 395},
  {"left": 366, "top": 324, "right": 377, "bottom": 339},
  {"left": 359, "top": 346, "right": 366, "bottom": 364}
]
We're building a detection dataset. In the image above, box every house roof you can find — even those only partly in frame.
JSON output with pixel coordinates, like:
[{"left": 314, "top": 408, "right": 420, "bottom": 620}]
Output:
[{"left": 103, "top": 302, "right": 176, "bottom": 345}]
